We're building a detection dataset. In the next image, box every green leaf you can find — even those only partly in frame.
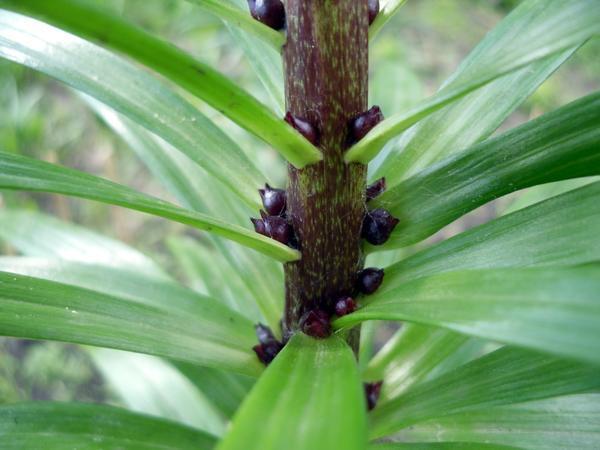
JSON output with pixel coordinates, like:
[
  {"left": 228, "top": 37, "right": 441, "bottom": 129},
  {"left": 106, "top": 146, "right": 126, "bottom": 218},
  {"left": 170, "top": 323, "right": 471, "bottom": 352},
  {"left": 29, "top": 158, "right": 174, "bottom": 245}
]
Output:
[
  {"left": 217, "top": 334, "right": 368, "bottom": 450},
  {"left": 174, "top": 362, "right": 254, "bottom": 419},
  {"left": 184, "top": 0, "right": 285, "bottom": 49},
  {"left": 0, "top": 257, "right": 218, "bottom": 317},
  {"left": 336, "top": 266, "right": 600, "bottom": 365},
  {"left": 351, "top": 0, "right": 600, "bottom": 168},
  {"left": 395, "top": 393, "right": 600, "bottom": 450},
  {"left": 0, "top": 10, "right": 266, "bottom": 208},
  {"left": 225, "top": 0, "right": 285, "bottom": 113},
  {"left": 373, "top": 91, "right": 600, "bottom": 248},
  {"left": 371, "top": 443, "right": 520, "bottom": 450},
  {"left": 0, "top": 209, "right": 166, "bottom": 278},
  {"left": 379, "top": 181, "right": 600, "bottom": 291},
  {"left": 90, "top": 349, "right": 226, "bottom": 436},
  {"left": 370, "top": 347, "right": 600, "bottom": 439},
  {"left": 0, "top": 0, "right": 322, "bottom": 167},
  {"left": 369, "top": 0, "right": 409, "bottom": 41},
  {"left": 364, "top": 324, "right": 469, "bottom": 400},
  {"left": 0, "top": 402, "right": 216, "bottom": 449},
  {"left": 0, "top": 151, "right": 300, "bottom": 262},
  {"left": 0, "top": 271, "right": 263, "bottom": 376}
]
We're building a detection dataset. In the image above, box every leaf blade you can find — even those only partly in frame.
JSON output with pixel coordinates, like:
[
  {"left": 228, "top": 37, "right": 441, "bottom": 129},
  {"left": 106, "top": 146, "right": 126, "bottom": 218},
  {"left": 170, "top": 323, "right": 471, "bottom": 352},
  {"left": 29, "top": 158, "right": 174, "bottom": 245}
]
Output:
[
  {"left": 217, "top": 334, "right": 368, "bottom": 450},
  {"left": 0, "top": 271, "right": 263, "bottom": 376},
  {"left": 0, "top": 402, "right": 216, "bottom": 449},
  {"left": 370, "top": 347, "right": 600, "bottom": 438},
  {"left": 0, "top": 0, "right": 322, "bottom": 167},
  {"left": 0, "top": 151, "right": 300, "bottom": 262},
  {"left": 0, "top": 10, "right": 267, "bottom": 208},
  {"left": 336, "top": 266, "right": 600, "bottom": 365},
  {"left": 374, "top": 91, "right": 600, "bottom": 248}
]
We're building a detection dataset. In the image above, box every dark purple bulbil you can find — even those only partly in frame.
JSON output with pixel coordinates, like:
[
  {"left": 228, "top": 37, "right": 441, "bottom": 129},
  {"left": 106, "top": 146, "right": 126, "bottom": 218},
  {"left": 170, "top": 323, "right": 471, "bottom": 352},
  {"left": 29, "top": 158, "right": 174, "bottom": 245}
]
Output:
[
  {"left": 252, "top": 323, "right": 284, "bottom": 365},
  {"left": 356, "top": 268, "right": 384, "bottom": 295},
  {"left": 361, "top": 208, "right": 399, "bottom": 245},
  {"left": 365, "top": 381, "right": 383, "bottom": 411},
  {"left": 334, "top": 296, "right": 357, "bottom": 317},
  {"left": 300, "top": 309, "right": 332, "bottom": 339},
  {"left": 350, "top": 106, "right": 384, "bottom": 144},
  {"left": 247, "top": 0, "right": 286, "bottom": 30},
  {"left": 285, "top": 112, "right": 320, "bottom": 146},
  {"left": 368, "top": 0, "right": 380, "bottom": 25},
  {"left": 251, "top": 211, "right": 294, "bottom": 245},
  {"left": 259, "top": 184, "right": 287, "bottom": 216},
  {"left": 366, "top": 177, "right": 386, "bottom": 202}
]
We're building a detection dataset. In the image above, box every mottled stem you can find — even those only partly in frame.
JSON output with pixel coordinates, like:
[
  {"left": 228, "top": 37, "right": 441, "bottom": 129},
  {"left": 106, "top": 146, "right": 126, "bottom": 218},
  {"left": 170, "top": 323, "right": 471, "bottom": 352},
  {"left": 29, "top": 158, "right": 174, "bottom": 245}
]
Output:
[{"left": 282, "top": 0, "right": 369, "bottom": 346}]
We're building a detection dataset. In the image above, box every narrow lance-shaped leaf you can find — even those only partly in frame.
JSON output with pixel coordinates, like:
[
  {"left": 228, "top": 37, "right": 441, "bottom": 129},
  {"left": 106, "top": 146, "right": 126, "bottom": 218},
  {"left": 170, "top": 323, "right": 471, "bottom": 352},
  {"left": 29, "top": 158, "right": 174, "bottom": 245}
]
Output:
[
  {"left": 0, "top": 209, "right": 167, "bottom": 278},
  {"left": 0, "top": 257, "right": 218, "bottom": 317},
  {"left": 364, "top": 324, "right": 469, "bottom": 400},
  {"left": 184, "top": 0, "right": 285, "bottom": 49},
  {"left": 336, "top": 265, "right": 600, "bottom": 365},
  {"left": 373, "top": 91, "right": 600, "bottom": 248},
  {"left": 370, "top": 346, "right": 600, "bottom": 439},
  {"left": 217, "top": 334, "right": 368, "bottom": 450},
  {"left": 0, "top": 402, "right": 216, "bottom": 449},
  {"left": 0, "top": 10, "right": 267, "bottom": 208},
  {"left": 0, "top": 271, "right": 263, "bottom": 376},
  {"left": 349, "top": 0, "right": 600, "bottom": 168},
  {"left": 395, "top": 393, "right": 600, "bottom": 450},
  {"left": 90, "top": 349, "right": 227, "bottom": 437},
  {"left": 0, "top": 0, "right": 322, "bottom": 167},
  {"left": 0, "top": 151, "right": 300, "bottom": 263},
  {"left": 379, "top": 181, "right": 600, "bottom": 291},
  {"left": 371, "top": 443, "right": 520, "bottom": 450}
]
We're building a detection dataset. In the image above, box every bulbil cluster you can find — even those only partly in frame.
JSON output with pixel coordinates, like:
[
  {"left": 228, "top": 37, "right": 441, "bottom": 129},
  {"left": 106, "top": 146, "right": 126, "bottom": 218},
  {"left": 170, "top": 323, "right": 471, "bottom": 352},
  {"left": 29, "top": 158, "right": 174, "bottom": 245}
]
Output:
[
  {"left": 252, "top": 323, "right": 284, "bottom": 365},
  {"left": 251, "top": 184, "right": 297, "bottom": 247},
  {"left": 365, "top": 381, "right": 383, "bottom": 410},
  {"left": 247, "top": 0, "right": 285, "bottom": 30},
  {"left": 368, "top": 0, "right": 380, "bottom": 25},
  {"left": 285, "top": 112, "right": 320, "bottom": 146}
]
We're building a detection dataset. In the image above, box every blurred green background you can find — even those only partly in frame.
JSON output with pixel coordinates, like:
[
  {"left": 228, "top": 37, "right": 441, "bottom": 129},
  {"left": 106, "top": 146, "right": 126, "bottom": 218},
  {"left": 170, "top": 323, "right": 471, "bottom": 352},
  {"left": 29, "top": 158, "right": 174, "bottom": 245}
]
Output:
[{"left": 0, "top": 0, "right": 598, "bottom": 407}]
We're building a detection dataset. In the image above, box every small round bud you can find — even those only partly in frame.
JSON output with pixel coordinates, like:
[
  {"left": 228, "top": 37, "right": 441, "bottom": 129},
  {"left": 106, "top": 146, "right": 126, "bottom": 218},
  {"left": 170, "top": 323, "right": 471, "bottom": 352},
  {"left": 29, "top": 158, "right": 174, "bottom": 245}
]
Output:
[
  {"left": 368, "top": 0, "right": 380, "bottom": 25},
  {"left": 259, "top": 183, "right": 287, "bottom": 216},
  {"left": 285, "top": 112, "right": 320, "bottom": 146},
  {"left": 334, "top": 296, "right": 357, "bottom": 317},
  {"left": 264, "top": 215, "right": 293, "bottom": 245},
  {"left": 247, "top": 0, "right": 285, "bottom": 31},
  {"left": 300, "top": 309, "right": 331, "bottom": 339},
  {"left": 365, "top": 381, "right": 383, "bottom": 410},
  {"left": 356, "top": 268, "right": 384, "bottom": 295},
  {"left": 361, "top": 208, "right": 399, "bottom": 245},
  {"left": 350, "top": 106, "right": 384, "bottom": 144},
  {"left": 366, "top": 177, "right": 386, "bottom": 202},
  {"left": 253, "top": 323, "right": 283, "bottom": 365},
  {"left": 250, "top": 217, "right": 268, "bottom": 236}
]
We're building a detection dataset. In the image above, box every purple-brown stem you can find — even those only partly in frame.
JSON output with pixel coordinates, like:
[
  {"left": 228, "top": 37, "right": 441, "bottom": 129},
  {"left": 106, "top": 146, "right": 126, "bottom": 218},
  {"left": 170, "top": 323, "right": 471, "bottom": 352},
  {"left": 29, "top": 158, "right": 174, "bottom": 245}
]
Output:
[{"left": 282, "top": 1, "right": 369, "bottom": 349}]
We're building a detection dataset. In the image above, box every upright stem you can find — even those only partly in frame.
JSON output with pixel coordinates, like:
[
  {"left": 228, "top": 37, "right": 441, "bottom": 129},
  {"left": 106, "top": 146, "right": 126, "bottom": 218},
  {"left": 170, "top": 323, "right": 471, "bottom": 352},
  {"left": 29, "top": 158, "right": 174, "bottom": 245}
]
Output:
[{"left": 283, "top": 1, "right": 369, "bottom": 341}]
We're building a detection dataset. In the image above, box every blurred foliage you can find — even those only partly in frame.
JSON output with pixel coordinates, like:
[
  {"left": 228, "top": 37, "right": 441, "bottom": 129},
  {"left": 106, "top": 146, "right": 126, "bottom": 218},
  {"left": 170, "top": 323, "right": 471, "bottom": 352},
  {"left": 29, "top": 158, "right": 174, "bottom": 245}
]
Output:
[{"left": 0, "top": 0, "right": 598, "bottom": 406}]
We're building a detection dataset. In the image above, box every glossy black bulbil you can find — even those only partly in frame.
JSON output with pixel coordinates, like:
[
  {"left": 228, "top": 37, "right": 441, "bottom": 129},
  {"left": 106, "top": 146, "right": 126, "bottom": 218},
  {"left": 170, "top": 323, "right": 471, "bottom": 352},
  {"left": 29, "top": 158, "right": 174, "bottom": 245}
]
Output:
[
  {"left": 251, "top": 211, "right": 294, "bottom": 245},
  {"left": 334, "top": 296, "right": 357, "bottom": 317},
  {"left": 349, "top": 105, "right": 384, "bottom": 144},
  {"left": 247, "top": 0, "right": 285, "bottom": 31},
  {"left": 361, "top": 208, "right": 399, "bottom": 245},
  {"left": 259, "top": 184, "right": 287, "bottom": 216},
  {"left": 284, "top": 112, "right": 320, "bottom": 146},
  {"left": 366, "top": 177, "right": 386, "bottom": 202},
  {"left": 368, "top": 0, "right": 380, "bottom": 25},
  {"left": 252, "top": 323, "right": 283, "bottom": 365},
  {"left": 299, "top": 309, "right": 332, "bottom": 339},
  {"left": 365, "top": 381, "right": 383, "bottom": 411},
  {"left": 356, "top": 268, "right": 384, "bottom": 295}
]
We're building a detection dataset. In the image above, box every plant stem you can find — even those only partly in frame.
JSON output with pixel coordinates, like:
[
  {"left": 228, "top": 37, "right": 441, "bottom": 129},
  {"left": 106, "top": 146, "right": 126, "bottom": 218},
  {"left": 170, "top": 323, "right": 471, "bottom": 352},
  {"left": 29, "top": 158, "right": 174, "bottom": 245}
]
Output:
[{"left": 282, "top": 0, "right": 369, "bottom": 346}]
